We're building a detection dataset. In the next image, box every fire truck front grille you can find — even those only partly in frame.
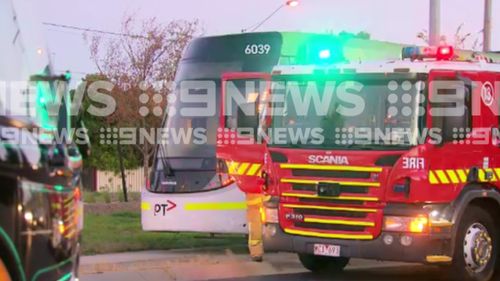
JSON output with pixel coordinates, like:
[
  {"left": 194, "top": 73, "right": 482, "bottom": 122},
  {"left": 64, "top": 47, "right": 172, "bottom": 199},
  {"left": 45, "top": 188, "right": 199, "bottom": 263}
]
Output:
[
  {"left": 292, "top": 184, "right": 368, "bottom": 194},
  {"left": 298, "top": 198, "right": 365, "bottom": 205},
  {"left": 294, "top": 208, "right": 369, "bottom": 218},
  {"left": 294, "top": 222, "right": 366, "bottom": 232},
  {"left": 280, "top": 203, "right": 381, "bottom": 240},
  {"left": 292, "top": 169, "right": 371, "bottom": 179},
  {"left": 278, "top": 163, "right": 383, "bottom": 240}
]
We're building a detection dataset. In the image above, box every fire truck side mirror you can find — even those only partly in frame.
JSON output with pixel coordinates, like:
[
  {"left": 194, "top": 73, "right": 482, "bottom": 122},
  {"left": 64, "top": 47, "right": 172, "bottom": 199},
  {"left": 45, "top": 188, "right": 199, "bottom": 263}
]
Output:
[
  {"left": 438, "top": 114, "right": 470, "bottom": 145},
  {"left": 432, "top": 79, "right": 472, "bottom": 146},
  {"left": 235, "top": 106, "right": 259, "bottom": 139}
]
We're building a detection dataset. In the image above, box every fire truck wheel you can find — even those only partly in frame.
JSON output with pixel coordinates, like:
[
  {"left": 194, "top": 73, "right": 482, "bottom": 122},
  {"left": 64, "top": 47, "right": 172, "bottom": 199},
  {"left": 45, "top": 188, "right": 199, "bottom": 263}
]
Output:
[
  {"left": 451, "top": 206, "right": 498, "bottom": 281},
  {"left": 298, "top": 253, "right": 349, "bottom": 273},
  {"left": 0, "top": 258, "right": 12, "bottom": 281}
]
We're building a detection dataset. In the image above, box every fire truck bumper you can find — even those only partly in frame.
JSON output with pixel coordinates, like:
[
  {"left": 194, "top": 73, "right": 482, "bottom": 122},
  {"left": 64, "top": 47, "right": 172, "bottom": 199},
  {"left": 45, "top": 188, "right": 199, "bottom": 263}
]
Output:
[{"left": 263, "top": 224, "right": 453, "bottom": 264}]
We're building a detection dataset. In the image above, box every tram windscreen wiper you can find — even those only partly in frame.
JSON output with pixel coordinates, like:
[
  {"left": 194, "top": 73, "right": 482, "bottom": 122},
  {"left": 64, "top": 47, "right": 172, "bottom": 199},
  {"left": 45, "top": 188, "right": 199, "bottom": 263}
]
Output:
[{"left": 158, "top": 144, "right": 174, "bottom": 177}]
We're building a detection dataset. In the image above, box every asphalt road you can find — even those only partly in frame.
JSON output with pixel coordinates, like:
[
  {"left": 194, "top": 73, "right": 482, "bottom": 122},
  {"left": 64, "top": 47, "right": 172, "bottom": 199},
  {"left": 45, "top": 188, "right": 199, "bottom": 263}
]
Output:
[
  {"left": 82, "top": 257, "right": 450, "bottom": 281},
  {"left": 82, "top": 266, "right": 449, "bottom": 281},
  {"left": 210, "top": 266, "right": 448, "bottom": 281}
]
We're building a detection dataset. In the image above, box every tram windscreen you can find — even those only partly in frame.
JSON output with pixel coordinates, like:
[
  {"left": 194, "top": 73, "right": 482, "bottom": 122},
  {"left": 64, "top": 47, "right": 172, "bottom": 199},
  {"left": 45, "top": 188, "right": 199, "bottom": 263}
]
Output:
[{"left": 150, "top": 33, "right": 283, "bottom": 193}]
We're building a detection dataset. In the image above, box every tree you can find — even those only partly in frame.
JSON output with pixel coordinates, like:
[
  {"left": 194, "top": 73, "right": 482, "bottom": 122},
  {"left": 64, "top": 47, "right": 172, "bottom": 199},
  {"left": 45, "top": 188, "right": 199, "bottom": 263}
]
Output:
[
  {"left": 417, "top": 24, "right": 482, "bottom": 51},
  {"left": 86, "top": 15, "right": 200, "bottom": 180},
  {"left": 75, "top": 73, "right": 142, "bottom": 172}
]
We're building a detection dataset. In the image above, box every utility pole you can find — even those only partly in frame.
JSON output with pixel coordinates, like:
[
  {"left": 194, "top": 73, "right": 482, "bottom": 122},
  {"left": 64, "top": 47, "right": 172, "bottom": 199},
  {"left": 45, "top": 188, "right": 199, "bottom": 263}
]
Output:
[
  {"left": 117, "top": 137, "right": 128, "bottom": 202},
  {"left": 429, "top": 0, "right": 441, "bottom": 46},
  {"left": 483, "top": 0, "right": 492, "bottom": 52}
]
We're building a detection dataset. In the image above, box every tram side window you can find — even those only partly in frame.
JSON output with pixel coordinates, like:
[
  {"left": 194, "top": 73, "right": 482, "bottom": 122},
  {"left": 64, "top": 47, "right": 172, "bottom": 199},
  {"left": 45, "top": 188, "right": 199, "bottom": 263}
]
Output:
[{"left": 191, "top": 118, "right": 208, "bottom": 130}]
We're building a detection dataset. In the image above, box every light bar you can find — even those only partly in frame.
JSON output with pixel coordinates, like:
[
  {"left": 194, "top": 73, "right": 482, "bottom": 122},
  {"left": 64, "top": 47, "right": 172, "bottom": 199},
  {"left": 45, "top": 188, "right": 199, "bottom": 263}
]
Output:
[{"left": 402, "top": 45, "right": 454, "bottom": 61}]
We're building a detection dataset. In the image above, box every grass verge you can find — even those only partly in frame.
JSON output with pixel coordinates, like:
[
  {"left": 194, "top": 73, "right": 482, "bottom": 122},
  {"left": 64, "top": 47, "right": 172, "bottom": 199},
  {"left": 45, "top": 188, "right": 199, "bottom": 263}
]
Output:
[{"left": 82, "top": 211, "right": 246, "bottom": 255}]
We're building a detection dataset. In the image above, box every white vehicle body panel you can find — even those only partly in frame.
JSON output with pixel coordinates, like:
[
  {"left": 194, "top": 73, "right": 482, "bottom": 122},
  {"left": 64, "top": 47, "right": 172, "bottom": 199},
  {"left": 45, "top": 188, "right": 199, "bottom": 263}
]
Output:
[
  {"left": 273, "top": 60, "right": 500, "bottom": 76},
  {"left": 141, "top": 183, "right": 247, "bottom": 234}
]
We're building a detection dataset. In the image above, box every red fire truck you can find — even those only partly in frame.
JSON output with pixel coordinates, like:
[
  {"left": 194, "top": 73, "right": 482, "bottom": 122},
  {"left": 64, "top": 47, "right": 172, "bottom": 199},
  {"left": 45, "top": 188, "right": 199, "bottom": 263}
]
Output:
[{"left": 217, "top": 46, "right": 500, "bottom": 281}]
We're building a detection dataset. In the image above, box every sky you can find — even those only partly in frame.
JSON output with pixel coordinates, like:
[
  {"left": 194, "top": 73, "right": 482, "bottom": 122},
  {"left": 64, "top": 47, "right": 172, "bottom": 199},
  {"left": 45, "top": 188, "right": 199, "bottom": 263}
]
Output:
[{"left": 37, "top": 0, "right": 499, "bottom": 82}]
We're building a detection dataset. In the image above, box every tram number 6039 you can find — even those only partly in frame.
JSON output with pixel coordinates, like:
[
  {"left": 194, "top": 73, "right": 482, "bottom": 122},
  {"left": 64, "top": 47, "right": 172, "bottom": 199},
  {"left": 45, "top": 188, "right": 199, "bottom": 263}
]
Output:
[{"left": 245, "top": 44, "right": 271, "bottom": 55}]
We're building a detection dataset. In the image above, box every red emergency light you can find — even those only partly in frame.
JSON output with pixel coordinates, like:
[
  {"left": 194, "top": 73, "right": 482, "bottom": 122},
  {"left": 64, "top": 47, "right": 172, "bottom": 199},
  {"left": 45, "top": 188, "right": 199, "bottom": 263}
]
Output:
[{"left": 436, "top": 46, "right": 454, "bottom": 61}]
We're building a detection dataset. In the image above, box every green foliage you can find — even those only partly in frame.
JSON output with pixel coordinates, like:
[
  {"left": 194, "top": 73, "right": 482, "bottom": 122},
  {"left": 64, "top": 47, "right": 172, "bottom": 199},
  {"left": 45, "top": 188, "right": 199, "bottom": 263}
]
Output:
[
  {"left": 84, "top": 192, "right": 97, "bottom": 203},
  {"left": 82, "top": 211, "right": 246, "bottom": 255},
  {"left": 74, "top": 74, "right": 141, "bottom": 172},
  {"left": 118, "top": 192, "right": 125, "bottom": 202},
  {"left": 129, "top": 192, "right": 141, "bottom": 201},
  {"left": 102, "top": 192, "right": 112, "bottom": 203}
]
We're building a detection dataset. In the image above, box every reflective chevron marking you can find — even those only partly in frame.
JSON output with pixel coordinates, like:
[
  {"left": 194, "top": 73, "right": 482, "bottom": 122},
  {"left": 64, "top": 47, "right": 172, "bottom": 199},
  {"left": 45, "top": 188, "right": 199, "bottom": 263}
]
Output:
[
  {"left": 236, "top": 163, "right": 250, "bottom": 175},
  {"left": 246, "top": 164, "right": 262, "bottom": 176},
  {"left": 429, "top": 168, "right": 499, "bottom": 185},
  {"left": 226, "top": 161, "right": 263, "bottom": 176}
]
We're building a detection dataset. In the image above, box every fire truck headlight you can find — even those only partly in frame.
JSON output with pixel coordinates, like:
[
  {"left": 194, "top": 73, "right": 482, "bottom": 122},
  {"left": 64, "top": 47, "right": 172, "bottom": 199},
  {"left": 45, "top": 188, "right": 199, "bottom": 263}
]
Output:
[
  {"left": 429, "top": 210, "right": 440, "bottom": 218},
  {"left": 261, "top": 207, "right": 279, "bottom": 224},
  {"left": 24, "top": 211, "right": 34, "bottom": 224},
  {"left": 383, "top": 234, "right": 394, "bottom": 245},
  {"left": 383, "top": 216, "right": 429, "bottom": 233},
  {"left": 400, "top": 235, "right": 413, "bottom": 247}
]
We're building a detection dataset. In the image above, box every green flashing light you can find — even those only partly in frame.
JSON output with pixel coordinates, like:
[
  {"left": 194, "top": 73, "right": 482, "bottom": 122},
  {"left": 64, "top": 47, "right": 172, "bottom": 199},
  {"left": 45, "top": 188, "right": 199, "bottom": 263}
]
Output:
[
  {"left": 54, "top": 185, "right": 64, "bottom": 192},
  {"left": 58, "top": 273, "right": 72, "bottom": 281},
  {"left": 319, "top": 49, "right": 331, "bottom": 59},
  {"left": 64, "top": 71, "right": 72, "bottom": 81}
]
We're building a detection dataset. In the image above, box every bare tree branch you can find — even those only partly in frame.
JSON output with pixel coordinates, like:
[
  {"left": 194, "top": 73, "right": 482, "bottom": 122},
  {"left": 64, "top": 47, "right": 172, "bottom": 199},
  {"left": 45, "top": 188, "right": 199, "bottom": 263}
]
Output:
[{"left": 86, "top": 14, "right": 200, "bottom": 178}]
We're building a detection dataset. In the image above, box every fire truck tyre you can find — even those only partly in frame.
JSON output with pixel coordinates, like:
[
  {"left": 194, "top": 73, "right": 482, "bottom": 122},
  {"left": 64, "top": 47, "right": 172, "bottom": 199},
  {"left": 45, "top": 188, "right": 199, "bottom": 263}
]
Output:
[
  {"left": 450, "top": 206, "right": 498, "bottom": 281},
  {"left": 0, "top": 258, "right": 12, "bottom": 281},
  {"left": 298, "top": 254, "right": 349, "bottom": 273}
]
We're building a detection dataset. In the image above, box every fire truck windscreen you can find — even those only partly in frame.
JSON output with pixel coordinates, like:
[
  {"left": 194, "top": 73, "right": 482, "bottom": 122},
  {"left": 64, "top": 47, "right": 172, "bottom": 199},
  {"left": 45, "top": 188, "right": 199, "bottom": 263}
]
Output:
[{"left": 267, "top": 74, "right": 428, "bottom": 150}]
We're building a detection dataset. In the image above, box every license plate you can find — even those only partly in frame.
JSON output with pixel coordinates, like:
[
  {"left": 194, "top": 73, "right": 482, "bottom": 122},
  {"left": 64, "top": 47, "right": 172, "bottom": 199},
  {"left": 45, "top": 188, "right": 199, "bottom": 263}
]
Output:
[{"left": 313, "top": 244, "right": 341, "bottom": 257}]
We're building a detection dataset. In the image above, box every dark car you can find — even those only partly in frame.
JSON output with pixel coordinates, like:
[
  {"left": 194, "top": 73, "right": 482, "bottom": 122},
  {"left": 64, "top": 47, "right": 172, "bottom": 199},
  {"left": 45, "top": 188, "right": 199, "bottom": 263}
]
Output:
[{"left": 0, "top": 116, "right": 81, "bottom": 281}]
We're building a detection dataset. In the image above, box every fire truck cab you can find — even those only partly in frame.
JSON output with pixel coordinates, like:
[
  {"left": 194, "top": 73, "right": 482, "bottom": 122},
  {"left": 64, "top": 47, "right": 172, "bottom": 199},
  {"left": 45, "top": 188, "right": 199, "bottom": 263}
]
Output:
[{"left": 217, "top": 46, "right": 500, "bottom": 281}]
